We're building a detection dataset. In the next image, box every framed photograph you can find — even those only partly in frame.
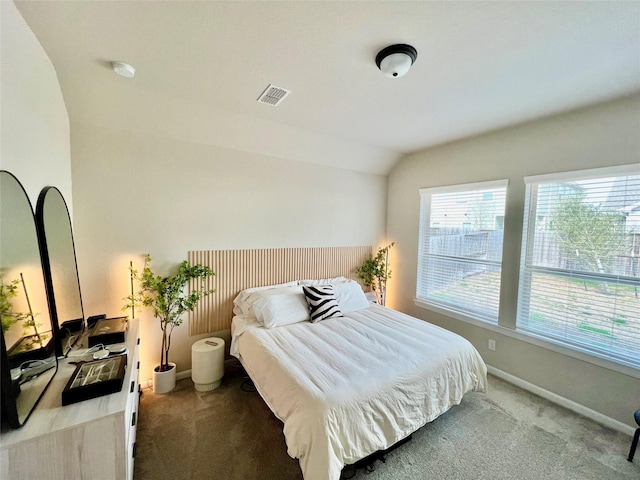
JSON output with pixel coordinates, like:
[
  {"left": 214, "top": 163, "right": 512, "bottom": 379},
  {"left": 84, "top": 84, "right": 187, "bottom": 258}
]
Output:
[{"left": 61, "top": 354, "right": 126, "bottom": 406}]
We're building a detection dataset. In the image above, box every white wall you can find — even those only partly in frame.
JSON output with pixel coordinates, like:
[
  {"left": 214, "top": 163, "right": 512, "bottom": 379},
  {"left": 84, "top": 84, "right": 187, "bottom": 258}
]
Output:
[
  {"left": 70, "top": 123, "right": 387, "bottom": 383},
  {"left": 6, "top": 0, "right": 637, "bottom": 432},
  {"left": 387, "top": 94, "right": 640, "bottom": 429},
  {"left": 0, "top": 1, "right": 71, "bottom": 210},
  {"left": 0, "top": 0, "right": 71, "bottom": 347}
]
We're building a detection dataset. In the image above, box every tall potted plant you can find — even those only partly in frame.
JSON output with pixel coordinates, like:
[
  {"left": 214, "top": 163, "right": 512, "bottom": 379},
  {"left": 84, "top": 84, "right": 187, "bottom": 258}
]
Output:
[
  {"left": 124, "top": 255, "right": 215, "bottom": 394},
  {"left": 357, "top": 243, "right": 394, "bottom": 306}
]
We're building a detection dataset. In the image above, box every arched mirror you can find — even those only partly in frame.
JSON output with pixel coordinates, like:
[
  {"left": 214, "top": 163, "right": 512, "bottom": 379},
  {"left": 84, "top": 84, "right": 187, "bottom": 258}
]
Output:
[
  {"left": 0, "top": 171, "right": 57, "bottom": 429},
  {"left": 36, "top": 187, "right": 84, "bottom": 357}
]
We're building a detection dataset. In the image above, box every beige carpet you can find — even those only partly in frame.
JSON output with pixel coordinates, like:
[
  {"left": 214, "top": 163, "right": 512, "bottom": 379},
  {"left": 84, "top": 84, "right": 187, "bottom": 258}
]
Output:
[{"left": 133, "top": 364, "right": 639, "bottom": 480}]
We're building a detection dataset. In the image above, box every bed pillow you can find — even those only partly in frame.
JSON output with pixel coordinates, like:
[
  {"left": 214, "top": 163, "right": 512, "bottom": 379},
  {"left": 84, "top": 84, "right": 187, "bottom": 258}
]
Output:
[
  {"left": 298, "top": 276, "right": 351, "bottom": 286},
  {"left": 233, "top": 281, "right": 299, "bottom": 316},
  {"left": 333, "top": 281, "right": 370, "bottom": 313},
  {"left": 241, "top": 285, "right": 304, "bottom": 319},
  {"left": 253, "top": 292, "right": 310, "bottom": 328},
  {"left": 302, "top": 285, "right": 343, "bottom": 322}
]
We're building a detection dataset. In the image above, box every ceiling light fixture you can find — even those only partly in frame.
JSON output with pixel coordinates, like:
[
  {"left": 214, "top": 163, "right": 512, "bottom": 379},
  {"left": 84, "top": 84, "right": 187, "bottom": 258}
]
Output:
[
  {"left": 375, "top": 44, "right": 417, "bottom": 78},
  {"left": 112, "top": 61, "right": 135, "bottom": 78}
]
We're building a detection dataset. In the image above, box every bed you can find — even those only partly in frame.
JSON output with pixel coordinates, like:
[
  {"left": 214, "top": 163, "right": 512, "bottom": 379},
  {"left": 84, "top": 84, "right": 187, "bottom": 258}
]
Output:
[{"left": 230, "top": 279, "right": 487, "bottom": 480}]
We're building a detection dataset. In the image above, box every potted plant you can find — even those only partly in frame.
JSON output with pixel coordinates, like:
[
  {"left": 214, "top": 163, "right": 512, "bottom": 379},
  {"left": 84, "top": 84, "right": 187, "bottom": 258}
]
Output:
[
  {"left": 357, "top": 243, "right": 394, "bottom": 306},
  {"left": 124, "top": 255, "right": 215, "bottom": 394}
]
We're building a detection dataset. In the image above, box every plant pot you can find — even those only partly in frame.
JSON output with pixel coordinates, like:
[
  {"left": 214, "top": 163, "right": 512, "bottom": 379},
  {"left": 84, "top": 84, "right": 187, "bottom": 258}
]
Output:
[{"left": 153, "top": 362, "right": 176, "bottom": 394}]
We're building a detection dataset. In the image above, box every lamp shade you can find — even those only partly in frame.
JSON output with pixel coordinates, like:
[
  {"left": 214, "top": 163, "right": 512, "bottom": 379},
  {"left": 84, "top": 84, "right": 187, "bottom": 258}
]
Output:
[{"left": 375, "top": 44, "right": 417, "bottom": 78}]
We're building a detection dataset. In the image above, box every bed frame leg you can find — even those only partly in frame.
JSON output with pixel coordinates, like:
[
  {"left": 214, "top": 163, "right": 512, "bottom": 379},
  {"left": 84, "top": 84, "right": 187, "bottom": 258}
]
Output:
[{"left": 341, "top": 434, "right": 412, "bottom": 478}]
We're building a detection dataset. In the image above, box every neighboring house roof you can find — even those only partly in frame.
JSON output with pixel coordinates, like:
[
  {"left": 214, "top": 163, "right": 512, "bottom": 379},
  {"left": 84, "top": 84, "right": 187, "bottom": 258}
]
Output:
[{"left": 601, "top": 176, "right": 640, "bottom": 212}]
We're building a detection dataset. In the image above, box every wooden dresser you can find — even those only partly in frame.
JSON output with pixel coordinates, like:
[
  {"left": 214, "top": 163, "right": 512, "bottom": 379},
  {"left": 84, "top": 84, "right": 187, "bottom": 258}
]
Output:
[{"left": 0, "top": 319, "right": 140, "bottom": 480}]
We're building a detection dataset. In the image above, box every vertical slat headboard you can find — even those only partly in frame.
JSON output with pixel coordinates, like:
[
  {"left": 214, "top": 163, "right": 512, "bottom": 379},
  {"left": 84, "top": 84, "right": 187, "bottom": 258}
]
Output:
[{"left": 188, "top": 246, "right": 372, "bottom": 335}]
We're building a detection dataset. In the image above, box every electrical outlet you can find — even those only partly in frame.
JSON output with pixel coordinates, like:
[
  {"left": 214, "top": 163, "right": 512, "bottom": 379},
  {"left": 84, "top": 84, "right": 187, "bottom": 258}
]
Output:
[{"left": 488, "top": 339, "right": 496, "bottom": 351}]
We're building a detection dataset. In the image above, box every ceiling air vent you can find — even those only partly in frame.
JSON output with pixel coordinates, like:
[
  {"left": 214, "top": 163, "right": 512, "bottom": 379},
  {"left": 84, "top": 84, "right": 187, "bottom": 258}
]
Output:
[{"left": 257, "top": 84, "right": 291, "bottom": 106}]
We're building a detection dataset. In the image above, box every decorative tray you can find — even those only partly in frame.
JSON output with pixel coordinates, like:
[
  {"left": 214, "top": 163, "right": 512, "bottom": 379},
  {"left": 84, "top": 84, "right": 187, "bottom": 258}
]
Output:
[{"left": 61, "top": 354, "right": 126, "bottom": 406}]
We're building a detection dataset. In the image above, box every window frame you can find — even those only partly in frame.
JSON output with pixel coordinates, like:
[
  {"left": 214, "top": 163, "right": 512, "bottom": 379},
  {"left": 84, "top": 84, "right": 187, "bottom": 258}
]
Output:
[
  {"left": 416, "top": 179, "right": 509, "bottom": 324},
  {"left": 516, "top": 164, "right": 640, "bottom": 369},
  {"left": 413, "top": 165, "right": 640, "bottom": 378}
]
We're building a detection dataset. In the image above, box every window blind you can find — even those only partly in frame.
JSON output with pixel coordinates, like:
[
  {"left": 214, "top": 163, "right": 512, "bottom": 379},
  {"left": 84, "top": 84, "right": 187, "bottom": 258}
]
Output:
[
  {"left": 517, "top": 167, "right": 640, "bottom": 368},
  {"left": 417, "top": 180, "right": 508, "bottom": 323}
]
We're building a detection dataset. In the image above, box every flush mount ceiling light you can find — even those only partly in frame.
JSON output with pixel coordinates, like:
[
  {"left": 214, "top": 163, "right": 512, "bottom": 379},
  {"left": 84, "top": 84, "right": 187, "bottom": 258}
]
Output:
[
  {"left": 375, "top": 44, "right": 417, "bottom": 78},
  {"left": 112, "top": 61, "right": 135, "bottom": 78}
]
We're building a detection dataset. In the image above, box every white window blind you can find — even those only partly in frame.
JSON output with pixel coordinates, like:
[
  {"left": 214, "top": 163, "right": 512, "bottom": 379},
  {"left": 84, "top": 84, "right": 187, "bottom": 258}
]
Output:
[
  {"left": 517, "top": 166, "right": 640, "bottom": 368},
  {"left": 417, "top": 180, "right": 508, "bottom": 323}
]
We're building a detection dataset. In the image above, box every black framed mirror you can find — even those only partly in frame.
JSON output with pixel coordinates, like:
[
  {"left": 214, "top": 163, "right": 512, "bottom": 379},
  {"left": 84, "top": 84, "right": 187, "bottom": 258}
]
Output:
[
  {"left": 0, "top": 171, "right": 57, "bottom": 429},
  {"left": 36, "top": 187, "right": 85, "bottom": 357}
]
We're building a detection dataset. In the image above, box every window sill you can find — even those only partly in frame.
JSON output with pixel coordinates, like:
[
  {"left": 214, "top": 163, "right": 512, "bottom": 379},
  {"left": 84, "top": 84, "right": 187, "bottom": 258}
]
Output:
[{"left": 413, "top": 298, "right": 640, "bottom": 380}]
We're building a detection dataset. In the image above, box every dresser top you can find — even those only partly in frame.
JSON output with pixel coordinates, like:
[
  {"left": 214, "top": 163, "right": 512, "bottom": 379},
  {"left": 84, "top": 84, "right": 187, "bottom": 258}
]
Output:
[{"left": 1, "top": 318, "right": 139, "bottom": 447}]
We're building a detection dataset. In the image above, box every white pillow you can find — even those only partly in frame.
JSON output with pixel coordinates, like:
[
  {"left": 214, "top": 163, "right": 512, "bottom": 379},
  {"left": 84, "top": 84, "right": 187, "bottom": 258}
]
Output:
[
  {"left": 233, "top": 281, "right": 299, "bottom": 316},
  {"left": 333, "top": 281, "right": 370, "bottom": 313},
  {"left": 253, "top": 292, "right": 310, "bottom": 328},
  {"left": 298, "top": 276, "right": 351, "bottom": 286}
]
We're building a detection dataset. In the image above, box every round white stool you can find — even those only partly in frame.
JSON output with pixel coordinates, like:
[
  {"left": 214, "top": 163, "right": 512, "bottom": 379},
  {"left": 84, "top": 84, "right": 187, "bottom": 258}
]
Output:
[{"left": 191, "top": 337, "right": 225, "bottom": 392}]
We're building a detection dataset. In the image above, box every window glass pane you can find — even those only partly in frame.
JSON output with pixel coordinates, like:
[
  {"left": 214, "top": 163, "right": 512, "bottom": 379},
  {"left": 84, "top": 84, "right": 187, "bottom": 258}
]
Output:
[
  {"left": 417, "top": 182, "right": 507, "bottom": 323},
  {"left": 518, "top": 171, "right": 640, "bottom": 367}
]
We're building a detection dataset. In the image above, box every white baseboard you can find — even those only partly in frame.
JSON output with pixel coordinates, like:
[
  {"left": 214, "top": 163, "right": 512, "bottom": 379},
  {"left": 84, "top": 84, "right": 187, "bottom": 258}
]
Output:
[
  {"left": 487, "top": 365, "right": 635, "bottom": 437},
  {"left": 142, "top": 370, "right": 192, "bottom": 390}
]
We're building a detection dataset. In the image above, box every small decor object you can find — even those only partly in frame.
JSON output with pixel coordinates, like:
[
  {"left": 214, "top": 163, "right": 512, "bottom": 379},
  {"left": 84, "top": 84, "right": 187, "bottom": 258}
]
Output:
[
  {"left": 357, "top": 243, "right": 394, "bottom": 306},
  {"left": 61, "top": 354, "right": 126, "bottom": 406},
  {"left": 302, "top": 285, "right": 343, "bottom": 322},
  {"left": 123, "top": 255, "right": 215, "bottom": 394}
]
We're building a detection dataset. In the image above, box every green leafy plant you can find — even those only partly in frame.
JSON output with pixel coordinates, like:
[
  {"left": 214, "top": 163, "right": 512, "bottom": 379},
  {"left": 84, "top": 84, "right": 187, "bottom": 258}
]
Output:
[
  {"left": 1, "top": 276, "right": 46, "bottom": 347},
  {"left": 1, "top": 278, "right": 22, "bottom": 334},
  {"left": 123, "top": 255, "right": 215, "bottom": 372},
  {"left": 357, "top": 243, "right": 394, "bottom": 306}
]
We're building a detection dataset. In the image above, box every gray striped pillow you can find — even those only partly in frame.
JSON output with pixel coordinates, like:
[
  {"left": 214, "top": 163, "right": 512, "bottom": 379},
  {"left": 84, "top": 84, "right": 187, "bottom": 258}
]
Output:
[{"left": 302, "top": 285, "right": 343, "bottom": 323}]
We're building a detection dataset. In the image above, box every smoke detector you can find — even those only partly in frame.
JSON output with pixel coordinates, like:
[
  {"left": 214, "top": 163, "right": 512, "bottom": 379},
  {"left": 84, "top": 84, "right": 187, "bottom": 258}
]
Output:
[
  {"left": 112, "top": 61, "right": 135, "bottom": 78},
  {"left": 257, "top": 84, "right": 291, "bottom": 106}
]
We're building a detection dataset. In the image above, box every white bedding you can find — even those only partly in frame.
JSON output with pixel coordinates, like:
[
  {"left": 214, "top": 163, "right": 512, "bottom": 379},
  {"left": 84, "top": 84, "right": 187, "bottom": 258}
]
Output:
[{"left": 231, "top": 304, "right": 487, "bottom": 480}]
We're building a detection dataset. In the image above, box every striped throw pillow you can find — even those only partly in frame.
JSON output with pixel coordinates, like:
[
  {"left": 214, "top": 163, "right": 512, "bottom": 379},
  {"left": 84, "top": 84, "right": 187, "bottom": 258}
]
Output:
[{"left": 302, "top": 285, "right": 343, "bottom": 323}]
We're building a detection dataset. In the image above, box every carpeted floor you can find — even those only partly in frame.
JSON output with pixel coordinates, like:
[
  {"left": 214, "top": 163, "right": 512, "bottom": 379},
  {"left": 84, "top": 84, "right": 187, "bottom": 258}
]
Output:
[{"left": 133, "top": 364, "right": 639, "bottom": 480}]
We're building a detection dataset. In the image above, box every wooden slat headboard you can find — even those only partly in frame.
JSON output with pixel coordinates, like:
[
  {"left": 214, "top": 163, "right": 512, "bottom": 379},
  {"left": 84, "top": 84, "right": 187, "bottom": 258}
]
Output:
[{"left": 188, "top": 246, "right": 372, "bottom": 335}]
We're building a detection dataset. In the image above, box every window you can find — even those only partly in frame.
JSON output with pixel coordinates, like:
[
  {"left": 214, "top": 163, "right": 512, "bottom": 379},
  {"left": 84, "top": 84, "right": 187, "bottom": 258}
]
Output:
[
  {"left": 517, "top": 166, "right": 640, "bottom": 368},
  {"left": 417, "top": 180, "right": 508, "bottom": 323}
]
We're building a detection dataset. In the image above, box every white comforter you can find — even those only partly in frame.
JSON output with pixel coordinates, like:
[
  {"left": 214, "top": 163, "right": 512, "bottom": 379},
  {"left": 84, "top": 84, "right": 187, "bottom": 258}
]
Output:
[{"left": 231, "top": 304, "right": 487, "bottom": 480}]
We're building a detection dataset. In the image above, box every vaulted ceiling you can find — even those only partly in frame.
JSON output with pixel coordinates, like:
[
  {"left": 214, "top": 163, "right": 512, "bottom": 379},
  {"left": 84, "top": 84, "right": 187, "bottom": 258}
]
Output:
[{"left": 15, "top": 1, "right": 640, "bottom": 175}]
